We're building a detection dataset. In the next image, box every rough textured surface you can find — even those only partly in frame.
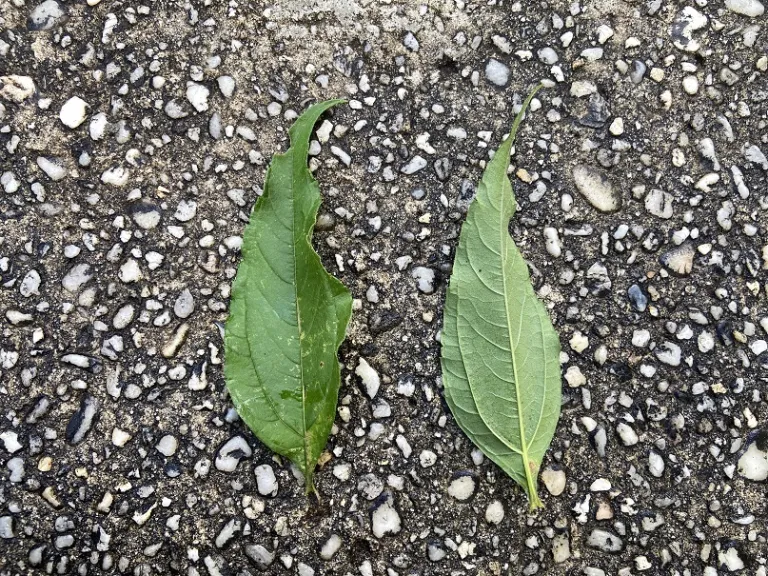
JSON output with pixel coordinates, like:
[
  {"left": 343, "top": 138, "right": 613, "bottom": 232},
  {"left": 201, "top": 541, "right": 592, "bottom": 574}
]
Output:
[{"left": 1, "top": 1, "right": 767, "bottom": 575}]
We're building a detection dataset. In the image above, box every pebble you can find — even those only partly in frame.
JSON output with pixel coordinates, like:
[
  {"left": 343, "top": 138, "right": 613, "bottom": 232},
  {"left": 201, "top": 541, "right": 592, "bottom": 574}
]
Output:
[
  {"left": 564, "top": 365, "right": 586, "bottom": 387},
  {"left": 543, "top": 227, "right": 562, "bottom": 257},
  {"left": 1, "top": 431, "right": 22, "bottom": 453},
  {"left": 370, "top": 494, "right": 401, "bottom": 538},
  {"left": 244, "top": 545, "right": 275, "bottom": 569},
  {"left": 62, "top": 263, "right": 92, "bottom": 292},
  {"left": 89, "top": 112, "right": 108, "bottom": 140},
  {"left": 627, "top": 284, "right": 648, "bottom": 312},
  {"left": 419, "top": 450, "right": 437, "bottom": 468},
  {"left": 718, "top": 547, "right": 745, "bottom": 571},
  {"left": 590, "top": 478, "right": 611, "bottom": 491},
  {"left": 36, "top": 157, "right": 66, "bottom": 181},
  {"left": 485, "top": 500, "right": 504, "bottom": 524},
  {"left": 401, "top": 156, "right": 427, "bottom": 174},
  {"left": 119, "top": 259, "right": 142, "bottom": 283},
  {"left": 552, "top": 533, "right": 571, "bottom": 563},
  {"left": 7, "top": 458, "right": 24, "bottom": 483},
  {"left": 629, "top": 60, "right": 647, "bottom": 84},
  {"left": 660, "top": 243, "right": 694, "bottom": 275},
  {"left": 59, "top": 96, "right": 88, "bottom": 128},
  {"left": 644, "top": 189, "right": 674, "bottom": 219},
  {"left": 28, "top": 0, "right": 65, "bottom": 31},
  {"left": 538, "top": 47, "right": 559, "bottom": 64},
  {"left": 670, "top": 7, "right": 708, "bottom": 52},
  {"left": 320, "top": 535, "right": 342, "bottom": 560},
  {"left": 65, "top": 396, "right": 99, "bottom": 444},
  {"left": 737, "top": 436, "right": 768, "bottom": 481},
  {"left": 570, "top": 331, "right": 589, "bottom": 353},
  {"left": 215, "top": 436, "right": 252, "bottom": 472},
  {"left": 427, "top": 542, "right": 446, "bottom": 562},
  {"left": 586, "top": 529, "right": 623, "bottom": 553},
  {"left": 541, "top": 466, "right": 566, "bottom": 495},
  {"left": 648, "top": 451, "right": 665, "bottom": 477},
  {"left": 255, "top": 464, "right": 279, "bottom": 496},
  {"left": 403, "top": 32, "right": 419, "bottom": 52},
  {"left": 446, "top": 472, "right": 476, "bottom": 501},
  {"left": 131, "top": 204, "right": 162, "bottom": 229},
  {"left": 682, "top": 76, "right": 699, "bottom": 95},
  {"left": 608, "top": 117, "right": 624, "bottom": 136},
  {"left": 411, "top": 266, "right": 435, "bottom": 294},
  {"left": 485, "top": 59, "right": 510, "bottom": 86},
  {"left": 164, "top": 100, "right": 188, "bottom": 119},
  {"left": 156, "top": 435, "right": 178, "bottom": 457},
  {"left": 632, "top": 329, "right": 651, "bottom": 348},
  {"left": 0, "top": 516, "right": 13, "bottom": 539},
  {"left": 616, "top": 422, "right": 639, "bottom": 446},
  {"left": 572, "top": 165, "right": 620, "bottom": 212},
  {"left": 174, "top": 199, "right": 197, "bottom": 222},
  {"left": 725, "top": 0, "right": 765, "bottom": 16},
  {"left": 111, "top": 428, "right": 131, "bottom": 447},
  {"left": 174, "top": 289, "right": 195, "bottom": 319},
  {"left": 697, "top": 331, "right": 715, "bottom": 353},
  {"left": 217, "top": 75, "right": 235, "bottom": 98},
  {"left": 570, "top": 80, "right": 597, "bottom": 97},
  {"left": 101, "top": 165, "right": 130, "bottom": 186},
  {"left": 186, "top": 83, "right": 210, "bottom": 112},
  {"left": 0, "top": 75, "right": 36, "bottom": 102},
  {"left": 355, "top": 358, "right": 380, "bottom": 399}
]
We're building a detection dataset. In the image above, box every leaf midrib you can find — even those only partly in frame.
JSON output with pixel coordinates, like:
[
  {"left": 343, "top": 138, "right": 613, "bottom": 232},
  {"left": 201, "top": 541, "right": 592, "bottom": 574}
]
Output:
[
  {"left": 496, "top": 156, "right": 537, "bottom": 496},
  {"left": 289, "top": 148, "right": 312, "bottom": 478}
]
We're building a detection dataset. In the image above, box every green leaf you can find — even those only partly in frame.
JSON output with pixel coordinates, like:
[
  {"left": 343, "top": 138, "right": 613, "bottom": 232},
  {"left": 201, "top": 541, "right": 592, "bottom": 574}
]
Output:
[
  {"left": 440, "top": 87, "right": 561, "bottom": 510},
  {"left": 224, "top": 100, "right": 352, "bottom": 494}
]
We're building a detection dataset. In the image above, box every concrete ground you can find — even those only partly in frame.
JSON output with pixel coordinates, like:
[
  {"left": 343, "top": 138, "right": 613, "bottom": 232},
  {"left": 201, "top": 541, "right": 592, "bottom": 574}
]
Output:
[{"left": 1, "top": 0, "right": 767, "bottom": 574}]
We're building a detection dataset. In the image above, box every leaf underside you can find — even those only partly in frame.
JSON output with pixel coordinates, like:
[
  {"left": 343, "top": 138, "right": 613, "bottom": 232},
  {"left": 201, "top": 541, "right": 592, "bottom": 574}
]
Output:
[
  {"left": 224, "top": 100, "right": 352, "bottom": 493},
  {"left": 440, "top": 87, "right": 561, "bottom": 510}
]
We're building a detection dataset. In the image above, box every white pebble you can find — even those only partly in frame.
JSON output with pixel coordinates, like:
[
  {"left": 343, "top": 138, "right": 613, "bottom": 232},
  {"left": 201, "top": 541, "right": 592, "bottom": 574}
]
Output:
[
  {"left": 648, "top": 451, "right": 665, "bottom": 477},
  {"left": 111, "top": 428, "right": 131, "bottom": 447},
  {"left": 355, "top": 358, "right": 380, "bottom": 399},
  {"left": 616, "top": 422, "right": 639, "bottom": 446},
  {"left": 37, "top": 157, "right": 66, "bottom": 181},
  {"left": 411, "top": 266, "right": 435, "bottom": 294},
  {"left": 485, "top": 58, "right": 510, "bottom": 86},
  {"left": 156, "top": 434, "right": 178, "bottom": 456},
  {"left": 401, "top": 155, "right": 427, "bottom": 174},
  {"left": 447, "top": 474, "right": 476, "bottom": 500},
  {"left": 725, "top": 0, "right": 764, "bottom": 17},
  {"left": 217, "top": 75, "right": 235, "bottom": 98},
  {"left": 59, "top": 96, "right": 88, "bottom": 128},
  {"left": 119, "top": 259, "right": 142, "bottom": 283},
  {"left": 215, "top": 436, "right": 252, "bottom": 472},
  {"left": 186, "top": 82, "right": 210, "bottom": 112},
  {"left": 485, "top": 500, "right": 504, "bottom": 524},
  {"left": 255, "top": 464, "right": 279, "bottom": 496},
  {"left": 371, "top": 496, "right": 401, "bottom": 538},
  {"left": 419, "top": 450, "right": 437, "bottom": 468},
  {"left": 320, "top": 535, "right": 342, "bottom": 560},
  {"left": 682, "top": 76, "right": 699, "bottom": 95}
]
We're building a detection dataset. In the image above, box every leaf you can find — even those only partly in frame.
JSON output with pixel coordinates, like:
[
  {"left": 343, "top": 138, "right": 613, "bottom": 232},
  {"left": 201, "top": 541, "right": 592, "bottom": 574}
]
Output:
[
  {"left": 440, "top": 87, "right": 561, "bottom": 510},
  {"left": 224, "top": 100, "right": 352, "bottom": 494}
]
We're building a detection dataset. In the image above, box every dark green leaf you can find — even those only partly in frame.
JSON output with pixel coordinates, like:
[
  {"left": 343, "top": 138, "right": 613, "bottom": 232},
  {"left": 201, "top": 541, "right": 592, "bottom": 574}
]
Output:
[
  {"left": 224, "top": 100, "right": 352, "bottom": 493},
  {"left": 441, "top": 87, "right": 561, "bottom": 509}
]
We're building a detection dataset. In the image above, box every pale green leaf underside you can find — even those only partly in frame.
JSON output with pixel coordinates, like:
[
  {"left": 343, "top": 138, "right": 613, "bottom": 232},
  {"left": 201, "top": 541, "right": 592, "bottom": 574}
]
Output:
[
  {"left": 441, "top": 88, "right": 561, "bottom": 509},
  {"left": 224, "top": 100, "right": 352, "bottom": 492}
]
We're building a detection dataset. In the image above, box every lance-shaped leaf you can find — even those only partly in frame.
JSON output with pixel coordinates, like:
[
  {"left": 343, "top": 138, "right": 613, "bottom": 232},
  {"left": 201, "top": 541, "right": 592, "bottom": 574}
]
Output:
[
  {"left": 224, "top": 100, "right": 352, "bottom": 493},
  {"left": 441, "top": 87, "right": 561, "bottom": 509}
]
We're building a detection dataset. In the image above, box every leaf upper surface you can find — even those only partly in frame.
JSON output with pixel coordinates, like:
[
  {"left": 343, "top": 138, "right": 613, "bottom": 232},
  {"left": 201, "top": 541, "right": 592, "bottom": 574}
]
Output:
[
  {"left": 224, "top": 100, "right": 352, "bottom": 492},
  {"left": 441, "top": 88, "right": 561, "bottom": 509}
]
